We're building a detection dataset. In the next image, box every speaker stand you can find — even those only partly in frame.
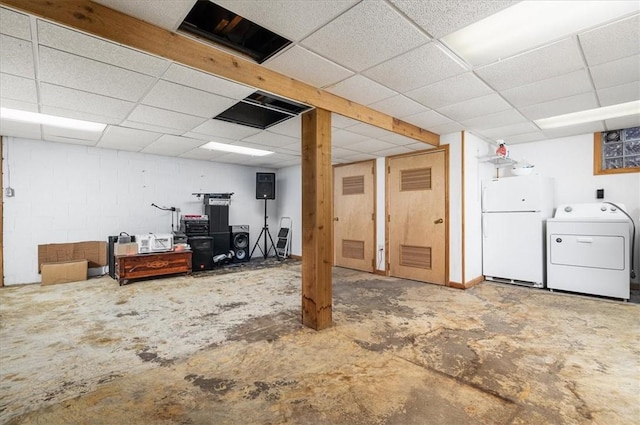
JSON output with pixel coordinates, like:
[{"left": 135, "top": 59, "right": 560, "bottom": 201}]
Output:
[{"left": 250, "top": 199, "right": 281, "bottom": 261}]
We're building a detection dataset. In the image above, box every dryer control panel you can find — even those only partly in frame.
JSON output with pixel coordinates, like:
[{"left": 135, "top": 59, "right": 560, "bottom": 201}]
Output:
[{"left": 554, "top": 202, "right": 628, "bottom": 219}]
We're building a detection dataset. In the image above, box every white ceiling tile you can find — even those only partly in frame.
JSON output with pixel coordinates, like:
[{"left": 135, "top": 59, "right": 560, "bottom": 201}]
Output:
[
  {"left": 264, "top": 45, "right": 354, "bottom": 88},
  {"left": 0, "top": 119, "right": 41, "bottom": 139},
  {"left": 368, "top": 95, "right": 428, "bottom": 118},
  {"left": 346, "top": 138, "right": 397, "bottom": 152},
  {"left": 475, "top": 38, "right": 585, "bottom": 91},
  {"left": 40, "top": 105, "right": 122, "bottom": 125},
  {"left": 215, "top": 0, "right": 358, "bottom": 41},
  {"left": 519, "top": 92, "right": 599, "bottom": 120},
  {"left": 590, "top": 55, "right": 640, "bottom": 90},
  {"left": 404, "top": 142, "right": 434, "bottom": 151},
  {"left": 42, "top": 125, "right": 102, "bottom": 143},
  {"left": 93, "top": 0, "right": 196, "bottom": 31},
  {"left": 380, "top": 132, "right": 423, "bottom": 146},
  {"left": 371, "top": 145, "right": 413, "bottom": 157},
  {"left": 37, "top": 21, "right": 169, "bottom": 76},
  {"left": 364, "top": 43, "right": 466, "bottom": 93},
  {"left": 461, "top": 109, "right": 527, "bottom": 131},
  {"left": 142, "top": 80, "right": 236, "bottom": 118},
  {"left": 542, "top": 121, "right": 605, "bottom": 139},
  {"left": 597, "top": 82, "right": 640, "bottom": 106},
  {"left": 0, "top": 34, "right": 34, "bottom": 78},
  {"left": 0, "top": 98, "right": 38, "bottom": 112},
  {"left": 406, "top": 72, "right": 493, "bottom": 109},
  {"left": 331, "top": 129, "right": 370, "bottom": 147},
  {"left": 475, "top": 122, "right": 539, "bottom": 140},
  {"left": 141, "top": 134, "right": 205, "bottom": 156},
  {"left": 187, "top": 119, "right": 261, "bottom": 140},
  {"left": 38, "top": 46, "right": 156, "bottom": 102},
  {"left": 119, "top": 120, "right": 184, "bottom": 136},
  {"left": 404, "top": 110, "right": 452, "bottom": 128},
  {"left": 301, "top": 0, "right": 428, "bottom": 71},
  {"left": 428, "top": 121, "right": 465, "bottom": 135},
  {"left": 267, "top": 116, "right": 301, "bottom": 138},
  {"left": 242, "top": 131, "right": 298, "bottom": 148},
  {"left": 326, "top": 75, "right": 396, "bottom": 106},
  {"left": 40, "top": 83, "right": 135, "bottom": 120},
  {"left": 0, "top": 73, "right": 36, "bottom": 103},
  {"left": 0, "top": 7, "right": 31, "bottom": 40},
  {"left": 605, "top": 115, "right": 640, "bottom": 130},
  {"left": 389, "top": 0, "right": 514, "bottom": 38},
  {"left": 331, "top": 113, "right": 360, "bottom": 129},
  {"left": 500, "top": 70, "right": 593, "bottom": 108},
  {"left": 161, "top": 63, "right": 255, "bottom": 100},
  {"left": 275, "top": 143, "right": 301, "bottom": 155},
  {"left": 579, "top": 14, "right": 640, "bottom": 66},
  {"left": 126, "top": 105, "right": 206, "bottom": 131},
  {"left": 341, "top": 151, "right": 378, "bottom": 162},
  {"left": 97, "top": 126, "right": 162, "bottom": 151},
  {"left": 178, "top": 148, "right": 221, "bottom": 161},
  {"left": 348, "top": 122, "right": 395, "bottom": 139},
  {"left": 436, "top": 94, "right": 511, "bottom": 121}
]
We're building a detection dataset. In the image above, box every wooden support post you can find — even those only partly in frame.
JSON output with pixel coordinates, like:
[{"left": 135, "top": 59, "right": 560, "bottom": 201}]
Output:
[{"left": 301, "top": 108, "right": 333, "bottom": 330}]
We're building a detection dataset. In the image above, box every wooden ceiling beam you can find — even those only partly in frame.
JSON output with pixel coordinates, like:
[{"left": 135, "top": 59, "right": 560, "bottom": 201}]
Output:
[{"left": 0, "top": 0, "right": 439, "bottom": 146}]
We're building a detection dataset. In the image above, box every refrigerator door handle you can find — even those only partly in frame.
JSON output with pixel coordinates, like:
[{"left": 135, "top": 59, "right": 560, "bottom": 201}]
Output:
[{"left": 482, "top": 214, "right": 487, "bottom": 239}]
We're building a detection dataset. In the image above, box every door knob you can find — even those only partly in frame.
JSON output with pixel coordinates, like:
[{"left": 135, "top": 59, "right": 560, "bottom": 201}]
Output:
[
  {"left": 333, "top": 217, "right": 339, "bottom": 221},
  {"left": 434, "top": 218, "right": 443, "bottom": 224}
]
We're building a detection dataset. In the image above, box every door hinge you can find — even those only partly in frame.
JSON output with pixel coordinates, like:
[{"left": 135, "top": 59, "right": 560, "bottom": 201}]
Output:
[
  {"left": 387, "top": 214, "right": 390, "bottom": 222},
  {"left": 387, "top": 166, "right": 390, "bottom": 173},
  {"left": 372, "top": 213, "right": 374, "bottom": 220},
  {"left": 371, "top": 259, "right": 375, "bottom": 268}
]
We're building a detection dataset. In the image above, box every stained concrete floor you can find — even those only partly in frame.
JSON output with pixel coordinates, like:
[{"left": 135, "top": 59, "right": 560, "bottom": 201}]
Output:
[{"left": 1, "top": 261, "right": 639, "bottom": 424}]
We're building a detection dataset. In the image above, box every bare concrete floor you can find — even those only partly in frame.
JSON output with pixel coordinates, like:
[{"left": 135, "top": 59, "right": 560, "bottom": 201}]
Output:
[{"left": 1, "top": 261, "right": 639, "bottom": 424}]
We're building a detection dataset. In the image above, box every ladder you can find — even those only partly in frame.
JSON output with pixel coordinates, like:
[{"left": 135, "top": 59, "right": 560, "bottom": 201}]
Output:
[{"left": 276, "top": 217, "right": 292, "bottom": 259}]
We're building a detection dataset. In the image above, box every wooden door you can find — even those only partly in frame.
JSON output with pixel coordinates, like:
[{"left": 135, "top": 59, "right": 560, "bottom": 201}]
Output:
[
  {"left": 387, "top": 150, "right": 447, "bottom": 284},
  {"left": 333, "top": 160, "right": 375, "bottom": 272}
]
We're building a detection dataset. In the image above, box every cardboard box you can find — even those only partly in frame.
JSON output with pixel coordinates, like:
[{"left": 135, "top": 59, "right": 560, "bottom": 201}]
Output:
[
  {"left": 41, "top": 260, "right": 88, "bottom": 285},
  {"left": 114, "top": 242, "right": 138, "bottom": 256},
  {"left": 38, "top": 241, "right": 107, "bottom": 272}
]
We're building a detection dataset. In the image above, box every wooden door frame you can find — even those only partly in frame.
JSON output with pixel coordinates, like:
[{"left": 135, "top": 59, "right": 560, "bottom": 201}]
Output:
[
  {"left": 384, "top": 145, "right": 449, "bottom": 285},
  {"left": 332, "top": 159, "right": 377, "bottom": 271},
  {"left": 1, "top": 136, "right": 3, "bottom": 287}
]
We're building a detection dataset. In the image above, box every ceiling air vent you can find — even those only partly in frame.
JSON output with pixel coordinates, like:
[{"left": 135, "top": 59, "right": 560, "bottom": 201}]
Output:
[
  {"left": 214, "top": 91, "right": 312, "bottom": 129},
  {"left": 179, "top": 0, "right": 292, "bottom": 63}
]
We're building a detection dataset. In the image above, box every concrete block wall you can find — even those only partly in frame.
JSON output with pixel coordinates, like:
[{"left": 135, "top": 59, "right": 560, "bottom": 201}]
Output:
[{"left": 2, "top": 137, "right": 277, "bottom": 285}]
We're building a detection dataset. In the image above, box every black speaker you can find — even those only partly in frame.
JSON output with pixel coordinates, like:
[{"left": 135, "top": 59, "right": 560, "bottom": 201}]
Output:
[
  {"left": 229, "top": 225, "right": 250, "bottom": 262},
  {"left": 107, "top": 235, "right": 118, "bottom": 279},
  {"left": 256, "top": 172, "right": 276, "bottom": 200},
  {"left": 188, "top": 236, "right": 214, "bottom": 271},
  {"left": 211, "top": 232, "right": 231, "bottom": 257}
]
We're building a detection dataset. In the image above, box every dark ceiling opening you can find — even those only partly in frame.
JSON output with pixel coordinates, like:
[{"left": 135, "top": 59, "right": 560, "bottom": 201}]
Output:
[{"left": 179, "top": 0, "right": 292, "bottom": 63}]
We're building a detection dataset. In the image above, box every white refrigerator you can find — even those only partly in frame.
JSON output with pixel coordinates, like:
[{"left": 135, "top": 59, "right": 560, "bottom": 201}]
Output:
[{"left": 482, "top": 175, "right": 554, "bottom": 288}]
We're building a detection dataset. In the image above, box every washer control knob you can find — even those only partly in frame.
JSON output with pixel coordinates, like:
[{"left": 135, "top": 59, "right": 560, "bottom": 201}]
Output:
[
  {"left": 611, "top": 206, "right": 617, "bottom": 211},
  {"left": 556, "top": 238, "right": 562, "bottom": 243},
  {"left": 564, "top": 206, "right": 572, "bottom": 212},
  {"left": 601, "top": 205, "right": 607, "bottom": 211}
]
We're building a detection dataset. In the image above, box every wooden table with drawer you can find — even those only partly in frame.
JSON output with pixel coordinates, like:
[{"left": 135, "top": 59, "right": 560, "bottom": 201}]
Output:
[{"left": 115, "top": 250, "right": 192, "bottom": 285}]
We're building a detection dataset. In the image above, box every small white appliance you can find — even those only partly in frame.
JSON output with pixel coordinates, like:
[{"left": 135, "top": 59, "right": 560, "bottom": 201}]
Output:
[
  {"left": 482, "top": 175, "right": 555, "bottom": 287},
  {"left": 547, "top": 203, "right": 631, "bottom": 300},
  {"left": 136, "top": 233, "right": 174, "bottom": 254}
]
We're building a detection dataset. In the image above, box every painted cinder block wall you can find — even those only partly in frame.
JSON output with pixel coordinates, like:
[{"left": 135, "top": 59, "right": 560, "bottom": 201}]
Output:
[{"left": 2, "top": 137, "right": 278, "bottom": 285}]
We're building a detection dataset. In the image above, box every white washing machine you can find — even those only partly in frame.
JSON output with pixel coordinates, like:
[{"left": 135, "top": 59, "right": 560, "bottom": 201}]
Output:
[{"left": 547, "top": 203, "right": 631, "bottom": 300}]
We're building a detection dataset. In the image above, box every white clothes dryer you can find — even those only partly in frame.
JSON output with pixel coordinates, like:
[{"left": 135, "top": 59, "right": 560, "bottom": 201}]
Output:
[{"left": 547, "top": 203, "right": 632, "bottom": 300}]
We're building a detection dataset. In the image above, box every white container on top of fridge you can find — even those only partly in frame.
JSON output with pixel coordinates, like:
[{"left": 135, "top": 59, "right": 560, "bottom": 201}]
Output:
[{"left": 482, "top": 175, "right": 554, "bottom": 287}]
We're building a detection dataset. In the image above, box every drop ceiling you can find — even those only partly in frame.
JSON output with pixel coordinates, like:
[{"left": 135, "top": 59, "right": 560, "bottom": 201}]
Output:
[{"left": 0, "top": 0, "right": 639, "bottom": 169}]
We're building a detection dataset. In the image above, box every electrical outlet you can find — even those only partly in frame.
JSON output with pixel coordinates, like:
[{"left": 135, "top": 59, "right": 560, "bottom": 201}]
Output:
[{"left": 5, "top": 187, "right": 14, "bottom": 197}]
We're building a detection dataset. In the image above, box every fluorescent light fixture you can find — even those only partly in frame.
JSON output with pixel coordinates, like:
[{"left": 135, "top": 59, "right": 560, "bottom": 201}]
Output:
[
  {"left": 442, "top": 1, "right": 640, "bottom": 66},
  {"left": 0, "top": 107, "right": 106, "bottom": 132},
  {"left": 202, "top": 141, "right": 273, "bottom": 156},
  {"left": 534, "top": 101, "right": 640, "bottom": 129}
]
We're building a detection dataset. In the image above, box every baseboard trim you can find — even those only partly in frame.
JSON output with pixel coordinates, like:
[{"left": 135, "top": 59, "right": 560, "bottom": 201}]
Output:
[
  {"left": 374, "top": 269, "right": 387, "bottom": 276},
  {"left": 288, "top": 254, "right": 302, "bottom": 260},
  {"left": 448, "top": 275, "right": 484, "bottom": 290}
]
